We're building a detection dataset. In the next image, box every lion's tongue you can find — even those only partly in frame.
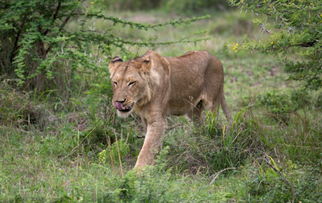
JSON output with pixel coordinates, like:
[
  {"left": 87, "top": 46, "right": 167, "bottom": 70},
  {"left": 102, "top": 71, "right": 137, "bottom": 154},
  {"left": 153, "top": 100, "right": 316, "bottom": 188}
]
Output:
[{"left": 114, "top": 102, "right": 125, "bottom": 110}]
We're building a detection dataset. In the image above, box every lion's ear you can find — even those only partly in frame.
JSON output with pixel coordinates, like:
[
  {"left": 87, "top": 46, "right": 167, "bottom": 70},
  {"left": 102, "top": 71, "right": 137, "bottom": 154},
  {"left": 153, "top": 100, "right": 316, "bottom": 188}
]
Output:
[
  {"left": 108, "top": 56, "right": 123, "bottom": 75},
  {"left": 140, "top": 56, "right": 152, "bottom": 72},
  {"left": 143, "top": 58, "right": 150, "bottom": 64},
  {"left": 111, "top": 56, "right": 123, "bottom": 63}
]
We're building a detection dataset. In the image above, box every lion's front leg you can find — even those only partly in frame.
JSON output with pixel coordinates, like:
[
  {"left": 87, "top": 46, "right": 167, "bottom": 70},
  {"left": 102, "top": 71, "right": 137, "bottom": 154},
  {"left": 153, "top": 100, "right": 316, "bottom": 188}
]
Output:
[
  {"left": 134, "top": 118, "right": 165, "bottom": 168},
  {"left": 137, "top": 116, "right": 147, "bottom": 138}
]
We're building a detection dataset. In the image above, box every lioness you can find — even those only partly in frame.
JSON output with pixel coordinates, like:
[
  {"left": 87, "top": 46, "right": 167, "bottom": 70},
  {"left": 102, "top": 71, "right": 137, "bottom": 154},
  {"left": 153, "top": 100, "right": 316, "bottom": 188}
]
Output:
[{"left": 108, "top": 50, "right": 231, "bottom": 168}]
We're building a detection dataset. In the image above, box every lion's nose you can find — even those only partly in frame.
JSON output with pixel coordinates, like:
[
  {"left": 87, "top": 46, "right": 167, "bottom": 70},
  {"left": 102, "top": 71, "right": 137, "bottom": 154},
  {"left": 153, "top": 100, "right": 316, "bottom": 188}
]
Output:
[{"left": 116, "top": 98, "right": 126, "bottom": 104}]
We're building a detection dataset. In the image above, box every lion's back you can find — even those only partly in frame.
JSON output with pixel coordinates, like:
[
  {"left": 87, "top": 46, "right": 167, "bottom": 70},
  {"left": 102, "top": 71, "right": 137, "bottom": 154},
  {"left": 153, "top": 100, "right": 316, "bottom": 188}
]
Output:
[{"left": 166, "top": 50, "right": 210, "bottom": 83}]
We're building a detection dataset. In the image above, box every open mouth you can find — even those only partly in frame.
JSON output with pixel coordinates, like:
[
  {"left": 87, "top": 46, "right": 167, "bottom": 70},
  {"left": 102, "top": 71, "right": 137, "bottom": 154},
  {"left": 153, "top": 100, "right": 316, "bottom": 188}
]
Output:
[
  {"left": 114, "top": 102, "right": 134, "bottom": 114},
  {"left": 114, "top": 102, "right": 134, "bottom": 118},
  {"left": 118, "top": 106, "right": 132, "bottom": 113},
  {"left": 114, "top": 101, "right": 134, "bottom": 115}
]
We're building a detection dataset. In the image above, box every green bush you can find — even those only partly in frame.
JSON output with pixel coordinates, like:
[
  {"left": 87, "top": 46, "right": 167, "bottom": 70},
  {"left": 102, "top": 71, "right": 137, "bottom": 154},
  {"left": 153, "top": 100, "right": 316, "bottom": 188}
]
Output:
[
  {"left": 290, "top": 89, "right": 312, "bottom": 109},
  {"left": 97, "top": 0, "right": 163, "bottom": 10},
  {"left": 247, "top": 163, "right": 321, "bottom": 202},
  {"left": 0, "top": 82, "right": 57, "bottom": 129},
  {"left": 163, "top": 0, "right": 231, "bottom": 13},
  {"left": 258, "top": 91, "right": 295, "bottom": 114},
  {"left": 163, "top": 109, "right": 264, "bottom": 174},
  {"left": 0, "top": 0, "right": 86, "bottom": 90},
  {"left": 257, "top": 90, "right": 314, "bottom": 123},
  {"left": 315, "top": 92, "right": 322, "bottom": 108},
  {"left": 0, "top": 0, "right": 208, "bottom": 92},
  {"left": 98, "top": 139, "right": 130, "bottom": 167},
  {"left": 98, "top": 165, "right": 231, "bottom": 202},
  {"left": 98, "top": 0, "right": 231, "bottom": 12},
  {"left": 230, "top": 0, "right": 321, "bottom": 90}
]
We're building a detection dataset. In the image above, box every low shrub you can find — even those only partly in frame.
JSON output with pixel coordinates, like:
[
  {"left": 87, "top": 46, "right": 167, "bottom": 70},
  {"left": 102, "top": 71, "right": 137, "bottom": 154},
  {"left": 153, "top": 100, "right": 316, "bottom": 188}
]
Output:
[
  {"left": 0, "top": 83, "right": 57, "bottom": 129},
  {"left": 163, "top": 109, "right": 265, "bottom": 174},
  {"left": 247, "top": 161, "right": 321, "bottom": 202},
  {"left": 98, "top": 139, "right": 130, "bottom": 167}
]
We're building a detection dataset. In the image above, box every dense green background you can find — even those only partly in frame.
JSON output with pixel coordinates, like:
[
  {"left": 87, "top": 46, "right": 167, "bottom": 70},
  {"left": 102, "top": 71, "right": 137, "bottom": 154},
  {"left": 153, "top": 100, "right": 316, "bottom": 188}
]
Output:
[{"left": 0, "top": 0, "right": 321, "bottom": 202}]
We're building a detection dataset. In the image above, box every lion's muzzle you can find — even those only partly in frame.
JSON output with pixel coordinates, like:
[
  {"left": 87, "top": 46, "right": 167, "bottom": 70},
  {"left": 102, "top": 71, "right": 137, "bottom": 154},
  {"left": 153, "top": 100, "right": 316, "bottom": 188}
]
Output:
[{"left": 114, "top": 101, "right": 133, "bottom": 113}]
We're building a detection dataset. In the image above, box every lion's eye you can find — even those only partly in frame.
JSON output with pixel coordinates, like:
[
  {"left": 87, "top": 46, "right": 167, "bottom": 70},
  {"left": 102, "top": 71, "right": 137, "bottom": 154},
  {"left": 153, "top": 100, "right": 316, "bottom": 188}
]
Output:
[
  {"left": 113, "top": 81, "right": 117, "bottom": 86},
  {"left": 128, "top": 81, "right": 136, "bottom": 87}
]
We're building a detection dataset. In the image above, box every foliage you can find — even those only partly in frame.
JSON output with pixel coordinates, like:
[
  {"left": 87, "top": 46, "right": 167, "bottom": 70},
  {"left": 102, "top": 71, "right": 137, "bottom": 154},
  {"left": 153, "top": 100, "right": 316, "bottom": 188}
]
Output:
[
  {"left": 0, "top": 7, "right": 321, "bottom": 202},
  {"left": 96, "top": 0, "right": 163, "bottom": 10},
  {"left": 98, "top": 0, "right": 231, "bottom": 12},
  {"left": 98, "top": 139, "right": 130, "bottom": 166},
  {"left": 247, "top": 162, "right": 321, "bottom": 202},
  {"left": 229, "top": 0, "right": 321, "bottom": 90},
  {"left": 163, "top": 109, "right": 265, "bottom": 174},
  {"left": 0, "top": 0, "right": 208, "bottom": 91},
  {"left": 163, "top": 0, "right": 231, "bottom": 13},
  {"left": 0, "top": 81, "right": 56, "bottom": 128},
  {"left": 257, "top": 90, "right": 296, "bottom": 123},
  {"left": 249, "top": 89, "right": 321, "bottom": 164},
  {"left": 257, "top": 89, "right": 316, "bottom": 124}
]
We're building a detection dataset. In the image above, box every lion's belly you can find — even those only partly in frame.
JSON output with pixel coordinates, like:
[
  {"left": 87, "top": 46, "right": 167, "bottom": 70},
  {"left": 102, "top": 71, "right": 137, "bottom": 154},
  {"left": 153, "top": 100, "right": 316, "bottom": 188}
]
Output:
[
  {"left": 166, "top": 52, "right": 210, "bottom": 115},
  {"left": 167, "top": 103, "right": 195, "bottom": 116},
  {"left": 167, "top": 77, "right": 205, "bottom": 115},
  {"left": 167, "top": 91, "right": 203, "bottom": 116}
]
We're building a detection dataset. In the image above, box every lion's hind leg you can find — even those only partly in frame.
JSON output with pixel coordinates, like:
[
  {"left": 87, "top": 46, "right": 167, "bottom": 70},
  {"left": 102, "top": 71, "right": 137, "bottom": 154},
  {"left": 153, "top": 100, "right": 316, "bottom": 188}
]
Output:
[
  {"left": 187, "top": 100, "right": 203, "bottom": 124},
  {"left": 221, "top": 94, "right": 232, "bottom": 122},
  {"left": 206, "top": 87, "right": 231, "bottom": 123}
]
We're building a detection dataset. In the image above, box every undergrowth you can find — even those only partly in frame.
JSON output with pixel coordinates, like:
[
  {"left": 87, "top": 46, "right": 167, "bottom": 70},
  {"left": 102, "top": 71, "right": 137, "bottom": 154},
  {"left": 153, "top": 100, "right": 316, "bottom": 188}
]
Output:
[{"left": 0, "top": 8, "right": 321, "bottom": 202}]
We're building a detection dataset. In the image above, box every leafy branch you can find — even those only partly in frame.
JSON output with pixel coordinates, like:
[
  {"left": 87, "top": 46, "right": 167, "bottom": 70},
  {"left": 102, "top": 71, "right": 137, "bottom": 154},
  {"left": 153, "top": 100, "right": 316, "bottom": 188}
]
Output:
[
  {"left": 85, "top": 13, "right": 210, "bottom": 30},
  {"left": 229, "top": 0, "right": 321, "bottom": 90},
  {"left": 0, "top": 0, "right": 210, "bottom": 90}
]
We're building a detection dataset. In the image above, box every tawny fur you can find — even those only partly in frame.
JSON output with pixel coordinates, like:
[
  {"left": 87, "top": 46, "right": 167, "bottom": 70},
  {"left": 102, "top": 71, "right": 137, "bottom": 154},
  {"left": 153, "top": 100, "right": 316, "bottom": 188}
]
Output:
[{"left": 108, "top": 50, "right": 231, "bottom": 168}]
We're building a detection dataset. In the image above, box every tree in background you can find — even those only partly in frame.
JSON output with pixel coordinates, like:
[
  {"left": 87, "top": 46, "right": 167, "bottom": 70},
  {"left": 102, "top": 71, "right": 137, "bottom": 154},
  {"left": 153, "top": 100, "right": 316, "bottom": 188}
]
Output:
[
  {"left": 99, "top": 0, "right": 230, "bottom": 12},
  {"left": 163, "top": 0, "right": 230, "bottom": 12},
  {"left": 230, "top": 0, "right": 321, "bottom": 90},
  {"left": 0, "top": 0, "right": 207, "bottom": 91},
  {"left": 0, "top": 0, "right": 83, "bottom": 90}
]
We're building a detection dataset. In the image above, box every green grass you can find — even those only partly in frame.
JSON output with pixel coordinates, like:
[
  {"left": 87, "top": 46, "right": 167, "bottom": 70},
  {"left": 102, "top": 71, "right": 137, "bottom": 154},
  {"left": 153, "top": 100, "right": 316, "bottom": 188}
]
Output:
[{"left": 0, "top": 10, "right": 321, "bottom": 202}]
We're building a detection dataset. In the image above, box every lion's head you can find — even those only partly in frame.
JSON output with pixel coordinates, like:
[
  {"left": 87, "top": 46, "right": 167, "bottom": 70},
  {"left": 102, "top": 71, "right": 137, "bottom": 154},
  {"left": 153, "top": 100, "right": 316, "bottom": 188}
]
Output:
[{"left": 108, "top": 51, "right": 166, "bottom": 118}]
